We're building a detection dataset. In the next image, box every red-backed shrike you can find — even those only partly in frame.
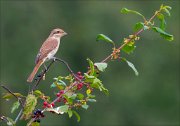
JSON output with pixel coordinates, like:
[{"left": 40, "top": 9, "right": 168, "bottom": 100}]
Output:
[{"left": 27, "top": 28, "right": 67, "bottom": 82}]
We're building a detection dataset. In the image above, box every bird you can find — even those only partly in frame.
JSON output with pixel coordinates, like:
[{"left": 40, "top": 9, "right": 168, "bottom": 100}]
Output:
[{"left": 27, "top": 28, "right": 67, "bottom": 82}]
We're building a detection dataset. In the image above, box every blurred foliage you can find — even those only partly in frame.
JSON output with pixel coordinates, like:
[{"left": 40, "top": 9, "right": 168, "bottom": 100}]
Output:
[{"left": 0, "top": 0, "right": 179, "bottom": 126}]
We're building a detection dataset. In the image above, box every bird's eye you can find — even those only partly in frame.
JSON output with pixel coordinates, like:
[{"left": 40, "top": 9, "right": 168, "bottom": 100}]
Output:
[{"left": 56, "top": 31, "right": 60, "bottom": 33}]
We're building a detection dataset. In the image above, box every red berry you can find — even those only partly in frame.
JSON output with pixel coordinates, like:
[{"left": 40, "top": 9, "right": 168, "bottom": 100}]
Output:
[
  {"left": 59, "top": 90, "right": 64, "bottom": 95},
  {"left": 56, "top": 93, "right": 61, "bottom": 97},
  {"left": 57, "top": 98, "right": 61, "bottom": 102},
  {"left": 77, "top": 83, "right": 83, "bottom": 90},
  {"left": 77, "top": 71, "right": 81, "bottom": 75},
  {"left": 47, "top": 104, "right": 51, "bottom": 108},
  {"left": 51, "top": 102, "right": 55, "bottom": 107},
  {"left": 43, "top": 101, "right": 48, "bottom": 106},
  {"left": 78, "top": 75, "right": 83, "bottom": 79},
  {"left": 63, "top": 98, "right": 67, "bottom": 103}
]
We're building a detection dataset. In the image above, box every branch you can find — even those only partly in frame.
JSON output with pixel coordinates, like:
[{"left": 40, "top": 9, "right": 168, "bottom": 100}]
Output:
[
  {"left": 31, "top": 57, "right": 80, "bottom": 91},
  {"left": 31, "top": 59, "right": 55, "bottom": 92},
  {"left": 101, "top": 9, "right": 160, "bottom": 63},
  {"left": 1, "top": 84, "right": 24, "bottom": 107}
]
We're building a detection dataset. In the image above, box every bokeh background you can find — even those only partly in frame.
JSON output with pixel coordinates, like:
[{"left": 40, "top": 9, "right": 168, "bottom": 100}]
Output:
[{"left": 0, "top": 0, "right": 179, "bottom": 126}]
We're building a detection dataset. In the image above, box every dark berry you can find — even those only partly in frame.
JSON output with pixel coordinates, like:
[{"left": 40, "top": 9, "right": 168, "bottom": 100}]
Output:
[{"left": 34, "top": 111, "right": 37, "bottom": 115}]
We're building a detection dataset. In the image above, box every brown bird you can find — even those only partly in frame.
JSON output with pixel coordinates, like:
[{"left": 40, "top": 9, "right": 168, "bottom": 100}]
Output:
[{"left": 27, "top": 28, "right": 67, "bottom": 82}]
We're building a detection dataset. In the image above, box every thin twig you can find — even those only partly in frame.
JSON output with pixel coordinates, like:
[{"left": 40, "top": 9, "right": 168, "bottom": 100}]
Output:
[
  {"left": 15, "top": 108, "right": 23, "bottom": 123},
  {"left": 1, "top": 84, "right": 24, "bottom": 107},
  {"left": 54, "top": 58, "right": 81, "bottom": 81},
  {"left": 31, "top": 60, "right": 55, "bottom": 91}
]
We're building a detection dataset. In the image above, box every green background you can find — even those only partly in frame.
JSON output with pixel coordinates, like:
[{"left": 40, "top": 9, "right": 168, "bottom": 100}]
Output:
[{"left": 0, "top": 0, "right": 179, "bottom": 126}]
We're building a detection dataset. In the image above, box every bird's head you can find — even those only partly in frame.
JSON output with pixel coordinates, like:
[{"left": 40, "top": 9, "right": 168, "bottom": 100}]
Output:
[{"left": 50, "top": 28, "right": 67, "bottom": 38}]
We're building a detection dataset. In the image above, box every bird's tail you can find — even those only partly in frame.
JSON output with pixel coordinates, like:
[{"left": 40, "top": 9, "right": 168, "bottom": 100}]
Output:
[{"left": 27, "top": 61, "right": 43, "bottom": 82}]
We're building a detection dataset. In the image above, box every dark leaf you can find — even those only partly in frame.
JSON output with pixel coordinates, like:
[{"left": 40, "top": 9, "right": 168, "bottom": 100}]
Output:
[
  {"left": 121, "top": 8, "right": 145, "bottom": 20},
  {"left": 68, "top": 110, "right": 73, "bottom": 118},
  {"left": 122, "top": 41, "right": 136, "bottom": 54},
  {"left": 134, "top": 22, "right": 144, "bottom": 31},
  {"left": 157, "top": 13, "right": 166, "bottom": 30},
  {"left": 96, "top": 34, "right": 115, "bottom": 46},
  {"left": 87, "top": 58, "right": 95, "bottom": 75},
  {"left": 152, "top": 27, "right": 174, "bottom": 41},
  {"left": 72, "top": 110, "right": 80, "bottom": 122}
]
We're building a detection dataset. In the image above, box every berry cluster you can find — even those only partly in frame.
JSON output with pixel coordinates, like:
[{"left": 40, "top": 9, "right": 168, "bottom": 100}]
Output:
[
  {"left": 43, "top": 101, "right": 54, "bottom": 108},
  {"left": 76, "top": 71, "right": 84, "bottom": 90},
  {"left": 32, "top": 109, "right": 45, "bottom": 123}
]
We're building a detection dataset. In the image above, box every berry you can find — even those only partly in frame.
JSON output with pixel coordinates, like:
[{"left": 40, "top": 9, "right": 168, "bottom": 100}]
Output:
[
  {"left": 63, "top": 98, "right": 67, "bottom": 103},
  {"left": 34, "top": 111, "right": 37, "bottom": 115},
  {"left": 51, "top": 102, "right": 55, "bottom": 107},
  {"left": 77, "top": 83, "right": 83, "bottom": 90},
  {"left": 77, "top": 71, "right": 81, "bottom": 75},
  {"left": 59, "top": 90, "right": 64, "bottom": 95},
  {"left": 56, "top": 93, "right": 61, "bottom": 97},
  {"left": 57, "top": 98, "right": 61, "bottom": 102},
  {"left": 78, "top": 75, "right": 83, "bottom": 79},
  {"left": 47, "top": 104, "right": 51, "bottom": 108},
  {"left": 43, "top": 101, "right": 48, "bottom": 106}
]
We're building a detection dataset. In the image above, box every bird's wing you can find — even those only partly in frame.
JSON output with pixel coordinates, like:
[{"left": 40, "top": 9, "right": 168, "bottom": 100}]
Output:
[{"left": 35, "top": 37, "right": 58, "bottom": 64}]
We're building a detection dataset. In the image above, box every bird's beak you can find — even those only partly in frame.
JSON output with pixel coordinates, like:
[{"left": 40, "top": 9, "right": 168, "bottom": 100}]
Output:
[{"left": 64, "top": 32, "right": 67, "bottom": 36}]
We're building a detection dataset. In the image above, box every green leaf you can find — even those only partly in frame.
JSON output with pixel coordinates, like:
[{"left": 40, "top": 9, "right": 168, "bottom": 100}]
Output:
[
  {"left": 82, "top": 104, "right": 89, "bottom": 110},
  {"left": 152, "top": 27, "right": 174, "bottom": 41},
  {"left": 72, "top": 110, "right": 80, "bottom": 122},
  {"left": 160, "top": 4, "right": 172, "bottom": 16},
  {"left": 68, "top": 110, "right": 73, "bottom": 118},
  {"left": 96, "top": 34, "right": 115, "bottom": 46},
  {"left": 122, "top": 41, "right": 136, "bottom": 54},
  {"left": 77, "top": 93, "right": 84, "bottom": 100},
  {"left": 69, "top": 94, "right": 77, "bottom": 100},
  {"left": 59, "top": 105, "right": 69, "bottom": 113},
  {"left": 34, "top": 90, "right": 43, "bottom": 97},
  {"left": 121, "top": 8, "right": 145, "bottom": 20},
  {"left": 87, "top": 99, "right": 97, "bottom": 102},
  {"left": 2, "top": 93, "right": 24, "bottom": 100},
  {"left": 157, "top": 13, "right": 166, "bottom": 30},
  {"left": 121, "top": 58, "right": 139, "bottom": 76},
  {"left": 11, "top": 101, "right": 20, "bottom": 113},
  {"left": 94, "top": 63, "right": 108, "bottom": 72},
  {"left": 87, "top": 58, "right": 95, "bottom": 75},
  {"left": 29, "top": 122, "right": 40, "bottom": 126},
  {"left": 5, "top": 117, "right": 16, "bottom": 126},
  {"left": 87, "top": 94, "right": 96, "bottom": 99},
  {"left": 134, "top": 22, "right": 144, "bottom": 31},
  {"left": 21, "top": 94, "right": 37, "bottom": 120}
]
